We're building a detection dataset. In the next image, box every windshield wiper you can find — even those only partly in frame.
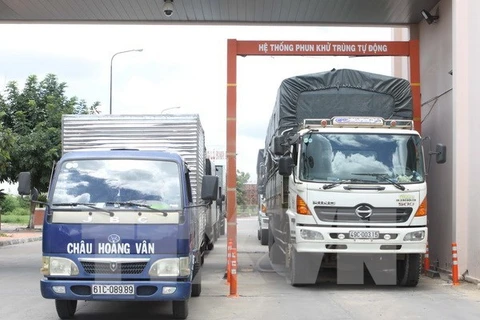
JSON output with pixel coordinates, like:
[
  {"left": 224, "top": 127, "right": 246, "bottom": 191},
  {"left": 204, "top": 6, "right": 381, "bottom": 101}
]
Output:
[
  {"left": 351, "top": 173, "right": 406, "bottom": 191},
  {"left": 323, "top": 180, "right": 350, "bottom": 190},
  {"left": 52, "top": 202, "right": 115, "bottom": 217},
  {"left": 106, "top": 201, "right": 168, "bottom": 217},
  {"left": 322, "top": 179, "right": 367, "bottom": 190}
]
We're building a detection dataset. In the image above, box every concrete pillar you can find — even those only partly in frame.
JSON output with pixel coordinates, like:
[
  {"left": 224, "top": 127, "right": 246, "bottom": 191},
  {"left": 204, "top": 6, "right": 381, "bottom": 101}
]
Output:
[{"left": 453, "top": 0, "right": 480, "bottom": 281}]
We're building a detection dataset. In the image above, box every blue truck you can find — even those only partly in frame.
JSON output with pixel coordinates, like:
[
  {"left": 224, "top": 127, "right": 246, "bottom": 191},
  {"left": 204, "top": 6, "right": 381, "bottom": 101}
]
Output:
[{"left": 18, "top": 114, "right": 220, "bottom": 319}]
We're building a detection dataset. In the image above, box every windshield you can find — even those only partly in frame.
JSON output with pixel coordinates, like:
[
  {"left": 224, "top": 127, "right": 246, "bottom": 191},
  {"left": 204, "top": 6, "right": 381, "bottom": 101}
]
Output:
[
  {"left": 51, "top": 159, "right": 182, "bottom": 209},
  {"left": 299, "top": 133, "right": 424, "bottom": 184}
]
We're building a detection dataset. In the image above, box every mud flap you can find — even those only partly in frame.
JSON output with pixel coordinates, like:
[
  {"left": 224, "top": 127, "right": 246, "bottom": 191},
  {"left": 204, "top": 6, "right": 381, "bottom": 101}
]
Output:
[
  {"left": 288, "top": 248, "right": 323, "bottom": 285},
  {"left": 337, "top": 254, "right": 397, "bottom": 285}
]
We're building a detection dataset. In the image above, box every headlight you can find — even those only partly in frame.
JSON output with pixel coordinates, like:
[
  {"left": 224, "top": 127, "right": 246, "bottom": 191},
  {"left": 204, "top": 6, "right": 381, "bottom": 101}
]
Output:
[
  {"left": 149, "top": 257, "right": 190, "bottom": 277},
  {"left": 299, "top": 229, "right": 324, "bottom": 240},
  {"left": 403, "top": 231, "right": 425, "bottom": 241},
  {"left": 42, "top": 257, "right": 79, "bottom": 276}
]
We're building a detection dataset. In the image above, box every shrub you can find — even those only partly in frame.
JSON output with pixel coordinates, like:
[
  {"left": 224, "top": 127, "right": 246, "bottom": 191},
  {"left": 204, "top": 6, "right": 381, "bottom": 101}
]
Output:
[
  {"left": 18, "top": 196, "right": 31, "bottom": 209},
  {"left": 38, "top": 193, "right": 48, "bottom": 204},
  {"left": 0, "top": 195, "right": 20, "bottom": 213},
  {"left": 10, "top": 207, "right": 30, "bottom": 216}
]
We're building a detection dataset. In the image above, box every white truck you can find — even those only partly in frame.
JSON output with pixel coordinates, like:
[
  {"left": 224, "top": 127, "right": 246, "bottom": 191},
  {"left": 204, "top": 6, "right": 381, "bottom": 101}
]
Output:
[
  {"left": 263, "top": 69, "right": 446, "bottom": 286},
  {"left": 256, "top": 149, "right": 268, "bottom": 245}
]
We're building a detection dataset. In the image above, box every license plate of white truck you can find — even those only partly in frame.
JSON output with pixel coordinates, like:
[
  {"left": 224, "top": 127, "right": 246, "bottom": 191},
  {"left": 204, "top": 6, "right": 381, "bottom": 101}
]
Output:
[
  {"left": 349, "top": 231, "right": 379, "bottom": 239},
  {"left": 92, "top": 284, "right": 134, "bottom": 295}
]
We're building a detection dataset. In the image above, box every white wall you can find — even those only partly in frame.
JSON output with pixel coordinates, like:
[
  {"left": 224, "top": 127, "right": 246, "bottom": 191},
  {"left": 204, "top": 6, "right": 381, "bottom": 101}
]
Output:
[
  {"left": 452, "top": 0, "right": 480, "bottom": 282},
  {"left": 393, "top": 0, "right": 480, "bottom": 283},
  {"left": 419, "top": 0, "right": 454, "bottom": 275}
]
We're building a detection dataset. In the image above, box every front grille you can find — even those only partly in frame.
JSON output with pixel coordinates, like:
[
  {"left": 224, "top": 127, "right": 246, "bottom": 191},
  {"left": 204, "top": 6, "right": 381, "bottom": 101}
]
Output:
[
  {"left": 81, "top": 261, "right": 147, "bottom": 275},
  {"left": 314, "top": 206, "right": 413, "bottom": 223}
]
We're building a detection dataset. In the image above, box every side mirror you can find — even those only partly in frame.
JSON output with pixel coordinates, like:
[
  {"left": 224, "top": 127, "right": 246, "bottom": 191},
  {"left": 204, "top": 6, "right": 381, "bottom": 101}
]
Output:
[
  {"left": 201, "top": 175, "right": 219, "bottom": 201},
  {"left": 278, "top": 156, "right": 294, "bottom": 176},
  {"left": 216, "top": 193, "right": 225, "bottom": 206},
  {"left": 273, "top": 136, "right": 288, "bottom": 156},
  {"left": 17, "top": 172, "right": 32, "bottom": 195},
  {"left": 435, "top": 143, "right": 447, "bottom": 164}
]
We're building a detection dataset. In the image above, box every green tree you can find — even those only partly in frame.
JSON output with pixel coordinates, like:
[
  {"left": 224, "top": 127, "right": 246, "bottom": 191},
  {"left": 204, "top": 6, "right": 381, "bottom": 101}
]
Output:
[
  {"left": 0, "top": 74, "right": 100, "bottom": 191},
  {"left": 236, "top": 170, "right": 250, "bottom": 206},
  {"left": 0, "top": 122, "right": 14, "bottom": 178}
]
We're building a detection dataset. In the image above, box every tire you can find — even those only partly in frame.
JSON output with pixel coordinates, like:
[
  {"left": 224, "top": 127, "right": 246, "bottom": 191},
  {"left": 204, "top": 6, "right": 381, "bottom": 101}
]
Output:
[
  {"left": 268, "top": 226, "right": 284, "bottom": 264},
  {"left": 214, "top": 223, "right": 220, "bottom": 241},
  {"left": 172, "top": 300, "right": 189, "bottom": 319},
  {"left": 191, "top": 277, "right": 202, "bottom": 297},
  {"left": 397, "top": 254, "right": 422, "bottom": 287},
  {"left": 207, "top": 241, "right": 214, "bottom": 251},
  {"left": 257, "top": 229, "right": 261, "bottom": 240},
  {"left": 267, "top": 225, "right": 274, "bottom": 250},
  {"left": 55, "top": 300, "right": 77, "bottom": 319},
  {"left": 260, "top": 229, "right": 269, "bottom": 246},
  {"left": 191, "top": 263, "right": 202, "bottom": 297}
]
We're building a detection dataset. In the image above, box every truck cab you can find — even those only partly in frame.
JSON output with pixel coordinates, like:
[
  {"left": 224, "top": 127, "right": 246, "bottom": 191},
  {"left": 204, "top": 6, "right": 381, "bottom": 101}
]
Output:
[
  {"left": 268, "top": 117, "right": 446, "bottom": 286},
  {"left": 19, "top": 149, "right": 218, "bottom": 319}
]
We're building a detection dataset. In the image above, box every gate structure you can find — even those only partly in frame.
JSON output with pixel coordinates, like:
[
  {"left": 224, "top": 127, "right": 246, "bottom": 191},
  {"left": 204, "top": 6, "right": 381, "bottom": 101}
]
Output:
[{"left": 225, "top": 39, "right": 420, "bottom": 296}]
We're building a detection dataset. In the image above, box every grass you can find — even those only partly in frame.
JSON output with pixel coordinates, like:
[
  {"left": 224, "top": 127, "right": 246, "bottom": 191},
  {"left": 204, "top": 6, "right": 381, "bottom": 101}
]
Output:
[
  {"left": 0, "top": 215, "right": 30, "bottom": 224},
  {"left": 1, "top": 194, "right": 36, "bottom": 228}
]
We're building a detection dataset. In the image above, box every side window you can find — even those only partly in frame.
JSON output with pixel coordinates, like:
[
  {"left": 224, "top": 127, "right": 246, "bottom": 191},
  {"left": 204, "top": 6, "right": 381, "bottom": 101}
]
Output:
[
  {"left": 292, "top": 144, "right": 298, "bottom": 166},
  {"left": 185, "top": 166, "right": 193, "bottom": 203}
]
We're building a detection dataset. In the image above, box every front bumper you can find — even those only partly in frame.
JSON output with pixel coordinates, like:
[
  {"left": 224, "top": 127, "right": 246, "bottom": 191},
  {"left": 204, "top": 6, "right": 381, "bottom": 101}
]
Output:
[
  {"left": 40, "top": 279, "right": 191, "bottom": 301},
  {"left": 294, "top": 226, "right": 427, "bottom": 254}
]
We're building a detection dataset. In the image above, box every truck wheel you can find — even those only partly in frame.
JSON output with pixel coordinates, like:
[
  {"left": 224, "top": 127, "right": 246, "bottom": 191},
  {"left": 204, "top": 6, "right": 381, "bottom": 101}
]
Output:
[
  {"left": 268, "top": 225, "right": 274, "bottom": 250},
  {"left": 172, "top": 300, "right": 189, "bottom": 319},
  {"left": 207, "top": 241, "right": 214, "bottom": 251},
  {"left": 397, "top": 254, "right": 422, "bottom": 287},
  {"left": 214, "top": 223, "right": 220, "bottom": 241},
  {"left": 257, "top": 229, "right": 261, "bottom": 240},
  {"left": 260, "top": 229, "right": 268, "bottom": 246},
  {"left": 55, "top": 300, "right": 77, "bottom": 319},
  {"left": 268, "top": 227, "right": 284, "bottom": 264},
  {"left": 191, "top": 263, "right": 202, "bottom": 297}
]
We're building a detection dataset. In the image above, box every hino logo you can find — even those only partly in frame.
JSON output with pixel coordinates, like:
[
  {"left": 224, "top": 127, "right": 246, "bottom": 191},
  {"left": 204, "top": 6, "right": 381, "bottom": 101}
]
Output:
[
  {"left": 108, "top": 234, "right": 121, "bottom": 244},
  {"left": 355, "top": 204, "right": 373, "bottom": 219}
]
